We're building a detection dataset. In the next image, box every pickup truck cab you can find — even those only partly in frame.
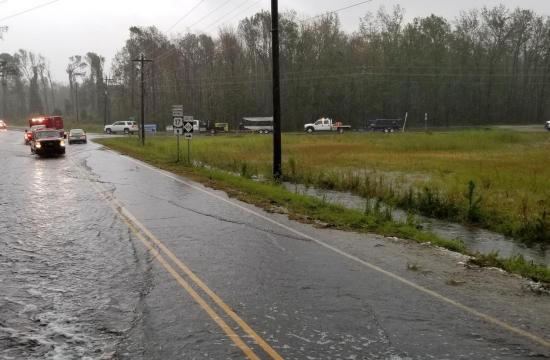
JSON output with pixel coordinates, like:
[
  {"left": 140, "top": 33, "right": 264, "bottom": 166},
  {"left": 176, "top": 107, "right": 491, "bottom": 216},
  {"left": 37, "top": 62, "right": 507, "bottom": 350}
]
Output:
[
  {"left": 304, "top": 118, "right": 351, "bottom": 134},
  {"left": 30, "top": 128, "right": 66, "bottom": 156}
]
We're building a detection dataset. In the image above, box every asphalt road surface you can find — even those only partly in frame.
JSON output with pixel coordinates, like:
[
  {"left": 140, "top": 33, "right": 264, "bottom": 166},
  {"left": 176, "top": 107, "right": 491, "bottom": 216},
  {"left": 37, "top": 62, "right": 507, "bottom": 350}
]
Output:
[{"left": 1, "top": 129, "right": 549, "bottom": 360}]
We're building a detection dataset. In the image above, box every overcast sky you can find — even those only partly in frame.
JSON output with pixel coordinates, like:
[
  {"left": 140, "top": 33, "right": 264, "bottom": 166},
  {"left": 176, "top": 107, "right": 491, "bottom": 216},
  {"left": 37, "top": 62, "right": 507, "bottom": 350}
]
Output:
[{"left": 1, "top": 0, "right": 549, "bottom": 83}]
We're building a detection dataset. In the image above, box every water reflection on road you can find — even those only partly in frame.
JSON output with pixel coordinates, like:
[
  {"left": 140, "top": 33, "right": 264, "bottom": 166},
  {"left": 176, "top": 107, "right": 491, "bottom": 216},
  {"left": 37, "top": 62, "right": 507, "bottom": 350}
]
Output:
[{"left": 0, "top": 132, "right": 146, "bottom": 359}]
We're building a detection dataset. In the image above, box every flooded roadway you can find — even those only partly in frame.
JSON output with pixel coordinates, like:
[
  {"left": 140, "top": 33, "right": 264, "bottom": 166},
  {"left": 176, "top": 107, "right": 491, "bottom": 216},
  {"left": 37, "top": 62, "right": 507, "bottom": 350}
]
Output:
[{"left": 1, "top": 129, "right": 550, "bottom": 359}]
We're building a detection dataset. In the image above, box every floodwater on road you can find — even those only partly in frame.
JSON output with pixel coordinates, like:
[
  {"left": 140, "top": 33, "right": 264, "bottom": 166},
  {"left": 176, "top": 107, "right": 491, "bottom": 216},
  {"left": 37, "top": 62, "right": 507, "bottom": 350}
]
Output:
[
  {"left": 0, "top": 131, "right": 148, "bottom": 359},
  {"left": 283, "top": 182, "right": 550, "bottom": 266},
  {"left": 2, "top": 130, "right": 550, "bottom": 360}
]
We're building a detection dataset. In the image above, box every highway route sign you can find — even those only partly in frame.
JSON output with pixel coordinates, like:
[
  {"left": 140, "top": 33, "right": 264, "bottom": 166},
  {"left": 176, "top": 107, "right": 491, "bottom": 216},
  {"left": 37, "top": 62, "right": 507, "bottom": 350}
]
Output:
[
  {"left": 183, "top": 121, "right": 193, "bottom": 133},
  {"left": 173, "top": 117, "right": 183, "bottom": 128}
]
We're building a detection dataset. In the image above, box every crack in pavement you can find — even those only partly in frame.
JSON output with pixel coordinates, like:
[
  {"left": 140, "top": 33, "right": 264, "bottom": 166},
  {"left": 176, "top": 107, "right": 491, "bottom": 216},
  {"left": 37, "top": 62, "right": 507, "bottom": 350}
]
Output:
[{"left": 145, "top": 191, "right": 311, "bottom": 243}]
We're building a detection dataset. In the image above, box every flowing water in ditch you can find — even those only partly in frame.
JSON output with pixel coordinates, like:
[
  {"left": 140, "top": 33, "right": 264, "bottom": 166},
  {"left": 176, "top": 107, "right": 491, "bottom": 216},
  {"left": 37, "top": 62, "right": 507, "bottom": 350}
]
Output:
[{"left": 284, "top": 183, "right": 550, "bottom": 266}]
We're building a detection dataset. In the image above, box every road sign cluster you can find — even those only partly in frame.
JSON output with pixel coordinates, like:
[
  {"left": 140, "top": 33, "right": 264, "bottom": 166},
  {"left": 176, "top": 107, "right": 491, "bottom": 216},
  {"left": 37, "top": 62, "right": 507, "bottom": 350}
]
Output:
[{"left": 172, "top": 105, "right": 193, "bottom": 138}]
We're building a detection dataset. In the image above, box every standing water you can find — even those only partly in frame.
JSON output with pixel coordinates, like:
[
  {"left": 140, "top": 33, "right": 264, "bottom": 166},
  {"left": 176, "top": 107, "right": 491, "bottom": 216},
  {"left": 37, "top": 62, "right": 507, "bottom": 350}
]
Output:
[{"left": 283, "top": 183, "right": 550, "bottom": 266}]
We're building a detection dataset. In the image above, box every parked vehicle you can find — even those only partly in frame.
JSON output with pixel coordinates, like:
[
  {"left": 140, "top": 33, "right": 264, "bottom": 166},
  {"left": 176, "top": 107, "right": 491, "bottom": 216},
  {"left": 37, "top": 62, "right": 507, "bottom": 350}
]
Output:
[
  {"left": 0, "top": 120, "right": 6, "bottom": 130},
  {"left": 68, "top": 129, "right": 87, "bottom": 144},
  {"left": 206, "top": 121, "right": 229, "bottom": 134},
  {"left": 304, "top": 117, "right": 351, "bottom": 134},
  {"left": 366, "top": 119, "right": 403, "bottom": 132},
  {"left": 192, "top": 120, "right": 207, "bottom": 133},
  {"left": 25, "top": 124, "right": 46, "bottom": 144},
  {"left": 30, "top": 129, "right": 65, "bottom": 156},
  {"left": 104, "top": 120, "right": 138, "bottom": 134},
  {"left": 545, "top": 120, "right": 550, "bottom": 131},
  {"left": 240, "top": 117, "right": 273, "bottom": 134}
]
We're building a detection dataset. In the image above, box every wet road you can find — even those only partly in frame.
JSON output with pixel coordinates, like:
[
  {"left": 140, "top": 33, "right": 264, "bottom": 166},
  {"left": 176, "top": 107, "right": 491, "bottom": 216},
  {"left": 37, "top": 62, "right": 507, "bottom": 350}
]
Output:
[{"left": 1, "top": 129, "right": 550, "bottom": 359}]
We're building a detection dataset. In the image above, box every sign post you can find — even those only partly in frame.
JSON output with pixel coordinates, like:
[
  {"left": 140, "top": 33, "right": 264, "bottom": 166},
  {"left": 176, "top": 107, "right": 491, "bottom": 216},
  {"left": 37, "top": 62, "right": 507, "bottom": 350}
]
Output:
[
  {"left": 183, "top": 118, "right": 193, "bottom": 164},
  {"left": 172, "top": 105, "right": 184, "bottom": 162}
]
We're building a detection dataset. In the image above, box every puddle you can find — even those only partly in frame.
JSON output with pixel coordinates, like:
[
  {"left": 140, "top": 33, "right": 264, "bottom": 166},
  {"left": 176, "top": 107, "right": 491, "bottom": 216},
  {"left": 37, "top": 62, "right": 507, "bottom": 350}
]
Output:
[{"left": 284, "top": 183, "right": 550, "bottom": 266}]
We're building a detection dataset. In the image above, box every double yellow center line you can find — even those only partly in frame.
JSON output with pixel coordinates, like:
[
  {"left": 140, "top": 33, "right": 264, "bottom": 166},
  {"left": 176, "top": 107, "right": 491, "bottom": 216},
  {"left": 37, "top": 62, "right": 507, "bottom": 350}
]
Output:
[{"left": 87, "top": 179, "right": 284, "bottom": 359}]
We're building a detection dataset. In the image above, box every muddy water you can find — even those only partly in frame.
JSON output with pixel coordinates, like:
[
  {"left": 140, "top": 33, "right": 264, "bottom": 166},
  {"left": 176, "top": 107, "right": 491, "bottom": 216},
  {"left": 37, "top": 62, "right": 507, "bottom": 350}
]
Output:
[{"left": 284, "top": 183, "right": 550, "bottom": 266}]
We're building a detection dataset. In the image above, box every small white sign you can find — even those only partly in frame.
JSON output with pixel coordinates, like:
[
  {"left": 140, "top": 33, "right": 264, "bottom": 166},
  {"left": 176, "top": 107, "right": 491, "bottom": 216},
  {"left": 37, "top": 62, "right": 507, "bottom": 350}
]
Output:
[
  {"left": 172, "top": 105, "right": 184, "bottom": 117},
  {"left": 173, "top": 117, "right": 183, "bottom": 128},
  {"left": 184, "top": 133, "right": 193, "bottom": 139},
  {"left": 174, "top": 128, "right": 183, "bottom": 135}
]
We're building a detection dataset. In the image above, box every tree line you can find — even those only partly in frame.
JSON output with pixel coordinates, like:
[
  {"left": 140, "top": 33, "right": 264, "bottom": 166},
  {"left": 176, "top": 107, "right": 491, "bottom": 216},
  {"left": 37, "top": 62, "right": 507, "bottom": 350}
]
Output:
[
  {"left": 0, "top": 50, "right": 105, "bottom": 123},
  {"left": 2, "top": 5, "right": 550, "bottom": 130}
]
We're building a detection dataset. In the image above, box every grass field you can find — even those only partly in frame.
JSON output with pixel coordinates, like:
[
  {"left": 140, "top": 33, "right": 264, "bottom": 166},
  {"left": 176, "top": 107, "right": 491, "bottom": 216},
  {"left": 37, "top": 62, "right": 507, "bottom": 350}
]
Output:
[{"left": 100, "top": 130, "right": 549, "bottom": 244}]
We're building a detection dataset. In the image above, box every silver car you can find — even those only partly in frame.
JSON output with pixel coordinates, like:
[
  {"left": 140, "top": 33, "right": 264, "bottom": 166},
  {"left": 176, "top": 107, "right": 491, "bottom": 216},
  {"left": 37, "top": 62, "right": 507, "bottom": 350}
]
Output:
[{"left": 68, "top": 128, "right": 87, "bottom": 144}]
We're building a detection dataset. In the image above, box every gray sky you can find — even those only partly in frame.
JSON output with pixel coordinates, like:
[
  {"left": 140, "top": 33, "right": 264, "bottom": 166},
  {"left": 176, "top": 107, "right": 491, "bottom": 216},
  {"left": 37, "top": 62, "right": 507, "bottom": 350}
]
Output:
[{"left": 1, "top": 0, "right": 549, "bottom": 83}]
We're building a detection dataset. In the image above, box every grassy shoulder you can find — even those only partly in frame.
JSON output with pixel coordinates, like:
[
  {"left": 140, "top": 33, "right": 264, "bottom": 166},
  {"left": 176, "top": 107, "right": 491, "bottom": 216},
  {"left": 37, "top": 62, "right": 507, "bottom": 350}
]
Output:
[
  {"left": 95, "top": 136, "right": 550, "bottom": 284},
  {"left": 99, "top": 130, "right": 550, "bottom": 244}
]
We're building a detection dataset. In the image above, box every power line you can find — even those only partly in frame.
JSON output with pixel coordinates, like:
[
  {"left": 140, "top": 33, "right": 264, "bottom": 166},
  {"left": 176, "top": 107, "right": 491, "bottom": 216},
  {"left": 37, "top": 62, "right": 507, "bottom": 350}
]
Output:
[
  {"left": 187, "top": 0, "right": 237, "bottom": 31},
  {"left": 300, "top": 0, "right": 373, "bottom": 23},
  {"left": 0, "top": 0, "right": 62, "bottom": 22},
  {"left": 153, "top": 0, "right": 263, "bottom": 63},
  {"left": 165, "top": 0, "right": 208, "bottom": 33},
  {"left": 201, "top": 0, "right": 254, "bottom": 31}
]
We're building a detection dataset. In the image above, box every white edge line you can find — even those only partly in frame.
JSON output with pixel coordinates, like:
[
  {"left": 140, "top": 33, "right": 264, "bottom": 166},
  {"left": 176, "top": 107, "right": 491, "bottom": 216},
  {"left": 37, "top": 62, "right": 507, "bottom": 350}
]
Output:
[{"left": 98, "top": 148, "right": 550, "bottom": 350}]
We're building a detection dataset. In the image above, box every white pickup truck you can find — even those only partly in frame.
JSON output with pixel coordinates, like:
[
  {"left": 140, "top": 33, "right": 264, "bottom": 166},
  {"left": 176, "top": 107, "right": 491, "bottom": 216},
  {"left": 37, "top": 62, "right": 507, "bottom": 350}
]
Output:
[{"left": 304, "top": 118, "right": 351, "bottom": 134}]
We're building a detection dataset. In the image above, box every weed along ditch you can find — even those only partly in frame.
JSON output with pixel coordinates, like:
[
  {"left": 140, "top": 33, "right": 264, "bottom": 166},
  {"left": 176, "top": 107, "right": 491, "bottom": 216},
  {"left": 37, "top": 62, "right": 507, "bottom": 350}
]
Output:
[
  {"left": 95, "top": 130, "right": 550, "bottom": 283},
  {"left": 283, "top": 182, "right": 550, "bottom": 266}
]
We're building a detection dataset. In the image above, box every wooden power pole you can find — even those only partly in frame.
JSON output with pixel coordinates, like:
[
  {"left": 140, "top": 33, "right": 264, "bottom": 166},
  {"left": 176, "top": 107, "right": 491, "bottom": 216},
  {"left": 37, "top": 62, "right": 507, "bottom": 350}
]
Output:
[
  {"left": 104, "top": 76, "right": 113, "bottom": 127},
  {"left": 271, "top": 0, "right": 282, "bottom": 179},
  {"left": 132, "top": 54, "right": 152, "bottom": 145}
]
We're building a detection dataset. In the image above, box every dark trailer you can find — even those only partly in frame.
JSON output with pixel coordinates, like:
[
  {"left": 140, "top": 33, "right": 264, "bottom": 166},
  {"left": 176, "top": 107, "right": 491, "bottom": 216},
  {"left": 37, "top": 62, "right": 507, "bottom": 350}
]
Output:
[{"left": 366, "top": 118, "right": 403, "bottom": 132}]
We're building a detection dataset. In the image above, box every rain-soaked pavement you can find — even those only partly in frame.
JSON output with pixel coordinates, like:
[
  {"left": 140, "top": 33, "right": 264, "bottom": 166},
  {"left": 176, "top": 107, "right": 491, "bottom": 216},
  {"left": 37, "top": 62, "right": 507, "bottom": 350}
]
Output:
[{"left": 1, "top": 129, "right": 549, "bottom": 359}]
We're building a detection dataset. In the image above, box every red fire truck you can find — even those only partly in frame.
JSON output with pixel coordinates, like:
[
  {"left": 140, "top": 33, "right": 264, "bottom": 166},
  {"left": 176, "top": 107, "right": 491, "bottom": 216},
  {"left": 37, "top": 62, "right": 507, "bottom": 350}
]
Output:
[{"left": 25, "top": 116, "right": 65, "bottom": 144}]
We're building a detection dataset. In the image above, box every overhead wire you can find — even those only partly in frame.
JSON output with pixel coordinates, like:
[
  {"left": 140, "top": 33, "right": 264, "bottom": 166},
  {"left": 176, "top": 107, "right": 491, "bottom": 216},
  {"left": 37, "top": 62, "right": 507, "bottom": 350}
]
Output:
[
  {"left": 299, "top": 0, "right": 373, "bottom": 23},
  {"left": 153, "top": 0, "right": 266, "bottom": 64},
  {"left": 165, "top": 0, "right": 208, "bottom": 33},
  {"left": 0, "top": 0, "right": 63, "bottom": 22}
]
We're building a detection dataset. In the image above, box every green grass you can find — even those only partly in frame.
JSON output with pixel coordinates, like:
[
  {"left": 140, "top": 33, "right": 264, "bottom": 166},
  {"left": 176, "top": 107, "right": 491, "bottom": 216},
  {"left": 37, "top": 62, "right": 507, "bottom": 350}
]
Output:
[
  {"left": 95, "top": 130, "right": 550, "bottom": 243},
  {"left": 95, "top": 135, "right": 550, "bottom": 284}
]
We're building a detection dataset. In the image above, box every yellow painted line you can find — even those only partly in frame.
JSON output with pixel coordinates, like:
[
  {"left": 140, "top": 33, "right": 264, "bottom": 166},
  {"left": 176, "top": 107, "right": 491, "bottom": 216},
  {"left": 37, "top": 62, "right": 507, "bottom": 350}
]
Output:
[
  {"left": 80, "top": 178, "right": 267, "bottom": 360},
  {"left": 119, "top": 206, "right": 285, "bottom": 360},
  {"left": 115, "top": 154, "right": 550, "bottom": 350},
  {"left": 121, "top": 216, "right": 261, "bottom": 360},
  {"left": 81, "top": 172, "right": 284, "bottom": 360}
]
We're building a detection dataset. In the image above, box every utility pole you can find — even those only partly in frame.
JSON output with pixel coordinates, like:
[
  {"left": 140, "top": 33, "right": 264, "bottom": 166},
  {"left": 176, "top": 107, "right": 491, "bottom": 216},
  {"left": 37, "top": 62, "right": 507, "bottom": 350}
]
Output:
[
  {"left": 103, "top": 76, "right": 113, "bottom": 127},
  {"left": 75, "top": 82, "right": 80, "bottom": 122},
  {"left": 73, "top": 72, "right": 85, "bottom": 123},
  {"left": 132, "top": 54, "right": 152, "bottom": 145},
  {"left": 0, "top": 60, "right": 9, "bottom": 119},
  {"left": 424, "top": 112, "right": 428, "bottom": 132},
  {"left": 271, "top": 0, "right": 282, "bottom": 179}
]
